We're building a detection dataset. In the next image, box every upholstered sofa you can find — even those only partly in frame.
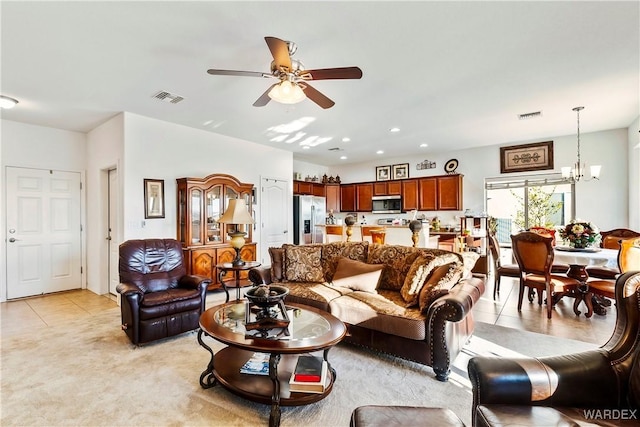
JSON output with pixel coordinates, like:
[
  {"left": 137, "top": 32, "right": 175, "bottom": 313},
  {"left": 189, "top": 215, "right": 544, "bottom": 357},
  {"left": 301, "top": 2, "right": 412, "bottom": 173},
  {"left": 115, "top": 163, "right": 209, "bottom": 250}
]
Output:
[
  {"left": 248, "top": 241, "right": 485, "bottom": 381},
  {"left": 467, "top": 271, "right": 640, "bottom": 426}
]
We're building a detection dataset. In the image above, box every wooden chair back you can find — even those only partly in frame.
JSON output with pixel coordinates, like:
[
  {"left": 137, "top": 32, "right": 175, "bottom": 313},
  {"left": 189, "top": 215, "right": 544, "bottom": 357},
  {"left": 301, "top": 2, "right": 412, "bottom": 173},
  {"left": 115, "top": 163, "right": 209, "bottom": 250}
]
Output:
[
  {"left": 528, "top": 227, "right": 557, "bottom": 246},
  {"left": 511, "top": 231, "right": 554, "bottom": 276},
  {"left": 361, "top": 226, "right": 386, "bottom": 244},
  {"left": 619, "top": 238, "right": 640, "bottom": 273},
  {"left": 601, "top": 228, "right": 640, "bottom": 249},
  {"left": 325, "top": 225, "right": 344, "bottom": 243}
]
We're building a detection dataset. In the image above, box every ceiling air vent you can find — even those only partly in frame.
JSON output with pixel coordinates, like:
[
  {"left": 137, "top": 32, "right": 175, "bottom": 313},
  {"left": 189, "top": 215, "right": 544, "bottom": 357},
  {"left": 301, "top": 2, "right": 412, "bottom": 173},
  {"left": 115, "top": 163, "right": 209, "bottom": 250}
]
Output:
[
  {"left": 328, "top": 147, "right": 343, "bottom": 151},
  {"left": 153, "top": 91, "right": 184, "bottom": 104},
  {"left": 518, "top": 111, "right": 542, "bottom": 120}
]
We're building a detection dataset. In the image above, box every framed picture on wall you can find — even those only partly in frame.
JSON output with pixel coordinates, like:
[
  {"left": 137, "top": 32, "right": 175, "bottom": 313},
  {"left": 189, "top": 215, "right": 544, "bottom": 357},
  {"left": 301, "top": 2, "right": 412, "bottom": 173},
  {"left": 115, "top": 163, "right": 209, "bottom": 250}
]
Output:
[
  {"left": 392, "top": 163, "right": 409, "bottom": 180},
  {"left": 144, "top": 179, "right": 165, "bottom": 219},
  {"left": 376, "top": 165, "right": 391, "bottom": 181},
  {"left": 500, "top": 141, "right": 554, "bottom": 173}
]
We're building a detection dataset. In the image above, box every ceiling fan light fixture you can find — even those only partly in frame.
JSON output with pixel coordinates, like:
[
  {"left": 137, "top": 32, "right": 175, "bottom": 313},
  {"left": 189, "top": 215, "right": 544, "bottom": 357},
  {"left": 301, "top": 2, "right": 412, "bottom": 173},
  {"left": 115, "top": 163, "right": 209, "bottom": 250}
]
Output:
[
  {"left": 268, "top": 81, "right": 306, "bottom": 104},
  {"left": 0, "top": 95, "right": 19, "bottom": 109}
]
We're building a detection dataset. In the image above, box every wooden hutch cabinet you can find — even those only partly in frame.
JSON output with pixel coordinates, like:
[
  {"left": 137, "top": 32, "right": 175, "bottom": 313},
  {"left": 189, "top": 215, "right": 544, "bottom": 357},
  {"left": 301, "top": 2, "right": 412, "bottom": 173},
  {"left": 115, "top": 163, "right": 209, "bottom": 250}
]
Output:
[{"left": 176, "top": 173, "right": 256, "bottom": 290}]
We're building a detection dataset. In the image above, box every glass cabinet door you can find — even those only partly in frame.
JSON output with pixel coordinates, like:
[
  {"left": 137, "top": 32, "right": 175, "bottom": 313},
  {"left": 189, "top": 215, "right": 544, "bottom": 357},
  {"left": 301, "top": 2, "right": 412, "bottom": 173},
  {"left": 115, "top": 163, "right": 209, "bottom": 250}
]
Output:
[
  {"left": 190, "top": 189, "right": 202, "bottom": 244},
  {"left": 206, "top": 186, "right": 222, "bottom": 243}
]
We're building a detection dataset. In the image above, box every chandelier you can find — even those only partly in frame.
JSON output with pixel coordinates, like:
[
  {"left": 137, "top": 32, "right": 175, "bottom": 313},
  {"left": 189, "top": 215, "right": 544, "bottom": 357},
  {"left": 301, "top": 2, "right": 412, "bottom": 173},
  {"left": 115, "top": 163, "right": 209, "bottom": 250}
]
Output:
[{"left": 561, "top": 106, "right": 601, "bottom": 182}]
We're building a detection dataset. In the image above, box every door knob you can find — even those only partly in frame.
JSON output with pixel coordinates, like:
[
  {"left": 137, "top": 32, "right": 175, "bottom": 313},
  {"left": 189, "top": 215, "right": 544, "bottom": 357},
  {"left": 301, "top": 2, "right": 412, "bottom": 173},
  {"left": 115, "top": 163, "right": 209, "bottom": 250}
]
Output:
[{"left": 9, "top": 238, "right": 18, "bottom": 242}]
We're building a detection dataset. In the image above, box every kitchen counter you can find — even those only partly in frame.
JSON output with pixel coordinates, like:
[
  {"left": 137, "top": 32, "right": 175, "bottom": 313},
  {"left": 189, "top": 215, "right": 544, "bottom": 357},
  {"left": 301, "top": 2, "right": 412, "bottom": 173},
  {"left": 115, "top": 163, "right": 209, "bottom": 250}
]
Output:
[{"left": 316, "top": 224, "right": 437, "bottom": 248}]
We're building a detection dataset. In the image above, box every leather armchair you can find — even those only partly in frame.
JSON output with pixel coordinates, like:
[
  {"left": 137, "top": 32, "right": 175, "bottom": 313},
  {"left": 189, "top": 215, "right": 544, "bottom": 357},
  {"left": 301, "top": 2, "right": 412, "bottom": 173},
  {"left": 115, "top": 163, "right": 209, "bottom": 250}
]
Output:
[
  {"left": 468, "top": 271, "right": 640, "bottom": 427},
  {"left": 116, "top": 239, "right": 211, "bottom": 345}
]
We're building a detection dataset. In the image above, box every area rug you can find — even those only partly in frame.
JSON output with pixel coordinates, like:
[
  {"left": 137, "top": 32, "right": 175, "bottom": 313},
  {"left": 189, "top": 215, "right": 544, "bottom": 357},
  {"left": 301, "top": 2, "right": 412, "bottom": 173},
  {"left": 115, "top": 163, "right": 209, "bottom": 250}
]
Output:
[{"left": 0, "top": 307, "right": 598, "bottom": 427}]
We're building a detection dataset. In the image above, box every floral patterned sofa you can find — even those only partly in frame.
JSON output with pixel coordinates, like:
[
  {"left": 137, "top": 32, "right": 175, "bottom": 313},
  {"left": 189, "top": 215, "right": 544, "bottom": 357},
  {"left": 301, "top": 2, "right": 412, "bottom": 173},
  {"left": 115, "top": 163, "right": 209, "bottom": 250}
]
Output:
[{"left": 248, "top": 241, "right": 485, "bottom": 381}]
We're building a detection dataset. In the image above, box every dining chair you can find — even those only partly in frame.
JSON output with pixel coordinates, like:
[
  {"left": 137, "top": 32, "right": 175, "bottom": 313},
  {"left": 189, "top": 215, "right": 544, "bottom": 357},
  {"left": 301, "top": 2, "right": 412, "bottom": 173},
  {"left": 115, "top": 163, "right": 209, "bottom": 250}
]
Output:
[
  {"left": 511, "top": 231, "right": 581, "bottom": 319},
  {"left": 527, "top": 227, "right": 570, "bottom": 273},
  {"left": 582, "top": 237, "right": 640, "bottom": 317},
  {"left": 325, "top": 225, "right": 344, "bottom": 243},
  {"left": 487, "top": 234, "right": 520, "bottom": 299},
  {"left": 599, "top": 228, "right": 640, "bottom": 249},
  {"left": 361, "top": 226, "right": 386, "bottom": 244}
]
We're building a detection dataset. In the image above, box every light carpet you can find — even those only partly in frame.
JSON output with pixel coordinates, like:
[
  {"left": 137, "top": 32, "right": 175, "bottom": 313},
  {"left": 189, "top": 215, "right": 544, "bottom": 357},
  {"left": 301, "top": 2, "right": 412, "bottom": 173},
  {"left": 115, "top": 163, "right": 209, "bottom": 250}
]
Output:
[{"left": 1, "top": 307, "right": 598, "bottom": 427}]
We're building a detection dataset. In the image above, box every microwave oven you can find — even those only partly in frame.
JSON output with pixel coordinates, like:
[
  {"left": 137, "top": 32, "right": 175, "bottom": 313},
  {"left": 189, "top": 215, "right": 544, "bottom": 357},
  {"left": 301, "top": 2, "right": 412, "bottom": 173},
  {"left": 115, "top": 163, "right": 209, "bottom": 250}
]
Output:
[{"left": 371, "top": 195, "right": 402, "bottom": 214}]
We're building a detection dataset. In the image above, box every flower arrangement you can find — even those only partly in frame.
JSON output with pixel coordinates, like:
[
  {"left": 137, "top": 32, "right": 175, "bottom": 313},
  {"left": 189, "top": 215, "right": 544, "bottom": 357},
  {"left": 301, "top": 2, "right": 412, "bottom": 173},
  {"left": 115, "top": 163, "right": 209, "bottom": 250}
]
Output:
[{"left": 558, "top": 220, "right": 601, "bottom": 249}]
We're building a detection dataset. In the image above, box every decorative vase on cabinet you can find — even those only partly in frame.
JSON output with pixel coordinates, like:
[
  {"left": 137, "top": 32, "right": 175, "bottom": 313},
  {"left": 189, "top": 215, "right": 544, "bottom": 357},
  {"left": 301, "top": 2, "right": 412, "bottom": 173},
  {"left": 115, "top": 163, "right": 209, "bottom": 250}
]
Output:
[{"left": 177, "top": 173, "right": 256, "bottom": 291}]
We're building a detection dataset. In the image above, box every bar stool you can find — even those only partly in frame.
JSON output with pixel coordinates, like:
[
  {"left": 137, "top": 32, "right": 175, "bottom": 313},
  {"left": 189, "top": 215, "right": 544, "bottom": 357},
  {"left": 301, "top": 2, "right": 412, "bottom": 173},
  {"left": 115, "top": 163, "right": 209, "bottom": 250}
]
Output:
[
  {"left": 325, "top": 225, "right": 344, "bottom": 243},
  {"left": 370, "top": 229, "right": 386, "bottom": 244}
]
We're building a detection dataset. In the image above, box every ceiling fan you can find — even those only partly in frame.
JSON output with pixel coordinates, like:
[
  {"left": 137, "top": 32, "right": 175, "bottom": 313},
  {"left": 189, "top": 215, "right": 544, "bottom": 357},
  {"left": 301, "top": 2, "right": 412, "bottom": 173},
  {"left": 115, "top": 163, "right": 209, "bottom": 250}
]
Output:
[{"left": 207, "top": 36, "right": 363, "bottom": 109}]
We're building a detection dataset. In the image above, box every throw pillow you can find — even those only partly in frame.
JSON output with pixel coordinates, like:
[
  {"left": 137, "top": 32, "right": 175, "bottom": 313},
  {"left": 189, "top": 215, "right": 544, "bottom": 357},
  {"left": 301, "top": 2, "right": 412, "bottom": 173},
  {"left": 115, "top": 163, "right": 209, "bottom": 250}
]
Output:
[
  {"left": 400, "top": 253, "right": 440, "bottom": 306},
  {"left": 418, "top": 262, "right": 464, "bottom": 313},
  {"left": 331, "top": 257, "right": 383, "bottom": 293},
  {"left": 284, "top": 244, "right": 324, "bottom": 282},
  {"left": 269, "top": 247, "right": 284, "bottom": 282}
]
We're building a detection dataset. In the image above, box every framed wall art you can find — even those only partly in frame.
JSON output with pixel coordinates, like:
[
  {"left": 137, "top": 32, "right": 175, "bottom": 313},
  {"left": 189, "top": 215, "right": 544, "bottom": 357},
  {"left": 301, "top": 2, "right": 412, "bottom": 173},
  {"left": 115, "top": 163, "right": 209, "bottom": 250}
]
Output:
[
  {"left": 144, "top": 179, "right": 165, "bottom": 219},
  {"left": 500, "top": 141, "right": 554, "bottom": 174},
  {"left": 392, "top": 163, "right": 409, "bottom": 180},
  {"left": 376, "top": 165, "right": 391, "bottom": 181}
]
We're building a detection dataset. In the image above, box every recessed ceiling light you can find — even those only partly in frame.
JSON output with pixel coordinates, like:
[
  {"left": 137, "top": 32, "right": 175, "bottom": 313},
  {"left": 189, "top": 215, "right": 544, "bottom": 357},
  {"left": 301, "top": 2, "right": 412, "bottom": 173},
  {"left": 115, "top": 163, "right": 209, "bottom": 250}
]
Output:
[
  {"left": 376, "top": 150, "right": 384, "bottom": 154},
  {"left": 420, "top": 143, "right": 428, "bottom": 148},
  {"left": 0, "top": 95, "right": 19, "bottom": 109},
  {"left": 340, "top": 156, "right": 347, "bottom": 160},
  {"left": 302, "top": 146, "right": 310, "bottom": 150},
  {"left": 342, "top": 137, "right": 351, "bottom": 142},
  {"left": 389, "top": 127, "right": 400, "bottom": 133}
]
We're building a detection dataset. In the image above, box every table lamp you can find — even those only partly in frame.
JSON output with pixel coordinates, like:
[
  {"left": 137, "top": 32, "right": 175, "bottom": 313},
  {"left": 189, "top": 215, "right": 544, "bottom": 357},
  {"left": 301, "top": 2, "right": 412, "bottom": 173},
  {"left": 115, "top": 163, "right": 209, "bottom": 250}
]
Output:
[{"left": 217, "top": 198, "right": 255, "bottom": 266}]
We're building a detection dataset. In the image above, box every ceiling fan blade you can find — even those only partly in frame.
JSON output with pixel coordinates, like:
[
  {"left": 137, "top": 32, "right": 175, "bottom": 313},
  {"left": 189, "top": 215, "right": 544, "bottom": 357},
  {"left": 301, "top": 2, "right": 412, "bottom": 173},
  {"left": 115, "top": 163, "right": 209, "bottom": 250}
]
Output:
[
  {"left": 265, "top": 36, "right": 292, "bottom": 71},
  {"left": 253, "top": 83, "right": 277, "bottom": 107},
  {"left": 207, "top": 69, "right": 272, "bottom": 78},
  {"left": 299, "top": 66, "right": 363, "bottom": 80},
  {"left": 301, "top": 83, "right": 335, "bottom": 109}
]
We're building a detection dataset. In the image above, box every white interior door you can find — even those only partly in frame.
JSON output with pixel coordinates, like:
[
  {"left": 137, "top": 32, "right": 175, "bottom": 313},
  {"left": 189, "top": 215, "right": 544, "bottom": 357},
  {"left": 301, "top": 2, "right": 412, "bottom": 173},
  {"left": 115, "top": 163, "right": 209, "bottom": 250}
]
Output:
[
  {"left": 108, "top": 169, "right": 119, "bottom": 295},
  {"left": 260, "top": 178, "right": 289, "bottom": 265},
  {"left": 6, "top": 167, "right": 82, "bottom": 299}
]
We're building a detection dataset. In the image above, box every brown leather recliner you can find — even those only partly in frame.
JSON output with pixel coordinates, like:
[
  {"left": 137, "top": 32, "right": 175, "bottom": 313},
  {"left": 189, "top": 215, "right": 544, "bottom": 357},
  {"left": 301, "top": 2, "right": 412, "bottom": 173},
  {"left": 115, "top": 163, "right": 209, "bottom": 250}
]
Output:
[
  {"left": 468, "top": 271, "right": 640, "bottom": 427},
  {"left": 116, "top": 239, "right": 211, "bottom": 345}
]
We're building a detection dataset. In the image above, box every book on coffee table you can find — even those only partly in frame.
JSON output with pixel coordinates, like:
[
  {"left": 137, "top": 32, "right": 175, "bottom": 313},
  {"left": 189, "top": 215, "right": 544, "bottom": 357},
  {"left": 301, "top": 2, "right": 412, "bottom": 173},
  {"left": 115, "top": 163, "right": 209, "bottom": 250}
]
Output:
[
  {"left": 240, "top": 352, "right": 270, "bottom": 376},
  {"left": 292, "top": 355, "right": 323, "bottom": 382},
  {"left": 289, "top": 357, "right": 328, "bottom": 394}
]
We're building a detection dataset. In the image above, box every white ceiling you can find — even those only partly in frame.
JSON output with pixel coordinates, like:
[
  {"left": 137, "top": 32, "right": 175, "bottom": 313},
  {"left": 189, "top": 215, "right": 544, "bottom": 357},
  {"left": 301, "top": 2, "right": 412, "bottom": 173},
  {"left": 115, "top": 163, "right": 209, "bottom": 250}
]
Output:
[{"left": 1, "top": 1, "right": 638, "bottom": 166}]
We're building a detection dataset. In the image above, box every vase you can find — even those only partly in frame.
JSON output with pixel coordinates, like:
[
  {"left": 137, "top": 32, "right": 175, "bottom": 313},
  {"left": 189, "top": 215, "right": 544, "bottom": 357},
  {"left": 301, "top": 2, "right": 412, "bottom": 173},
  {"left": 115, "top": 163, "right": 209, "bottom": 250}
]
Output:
[{"left": 571, "top": 239, "right": 588, "bottom": 249}]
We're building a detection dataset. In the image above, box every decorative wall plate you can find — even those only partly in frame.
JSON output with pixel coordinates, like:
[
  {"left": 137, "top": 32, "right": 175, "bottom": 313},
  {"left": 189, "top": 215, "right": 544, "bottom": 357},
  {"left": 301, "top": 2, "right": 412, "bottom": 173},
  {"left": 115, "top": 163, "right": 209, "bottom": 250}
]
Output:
[{"left": 444, "top": 158, "right": 459, "bottom": 174}]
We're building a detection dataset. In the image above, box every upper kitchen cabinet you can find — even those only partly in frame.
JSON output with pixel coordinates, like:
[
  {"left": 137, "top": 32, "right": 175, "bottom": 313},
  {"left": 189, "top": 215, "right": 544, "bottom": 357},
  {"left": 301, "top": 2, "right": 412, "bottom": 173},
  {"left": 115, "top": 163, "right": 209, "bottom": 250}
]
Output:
[
  {"left": 373, "top": 181, "right": 402, "bottom": 196},
  {"left": 437, "top": 175, "right": 463, "bottom": 210},
  {"left": 401, "top": 174, "right": 463, "bottom": 211},
  {"left": 326, "top": 184, "right": 340, "bottom": 212},
  {"left": 340, "top": 184, "right": 356, "bottom": 212},
  {"left": 294, "top": 180, "right": 325, "bottom": 197},
  {"left": 356, "top": 183, "right": 373, "bottom": 211}
]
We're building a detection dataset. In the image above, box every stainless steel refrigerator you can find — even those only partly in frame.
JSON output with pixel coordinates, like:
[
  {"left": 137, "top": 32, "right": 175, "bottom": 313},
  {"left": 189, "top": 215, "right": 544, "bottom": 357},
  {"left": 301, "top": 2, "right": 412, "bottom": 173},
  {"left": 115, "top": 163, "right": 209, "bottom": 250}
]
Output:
[{"left": 293, "top": 195, "right": 326, "bottom": 245}]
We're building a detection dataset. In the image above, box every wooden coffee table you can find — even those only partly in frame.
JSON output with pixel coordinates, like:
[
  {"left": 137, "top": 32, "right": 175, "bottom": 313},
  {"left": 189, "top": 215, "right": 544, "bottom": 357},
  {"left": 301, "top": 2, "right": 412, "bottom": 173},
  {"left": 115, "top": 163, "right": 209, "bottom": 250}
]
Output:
[{"left": 197, "top": 301, "right": 346, "bottom": 427}]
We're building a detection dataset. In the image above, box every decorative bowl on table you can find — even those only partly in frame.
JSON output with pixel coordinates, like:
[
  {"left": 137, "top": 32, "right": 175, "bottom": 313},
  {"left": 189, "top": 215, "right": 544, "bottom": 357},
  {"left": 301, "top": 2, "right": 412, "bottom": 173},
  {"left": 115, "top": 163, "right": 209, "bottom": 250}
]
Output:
[{"left": 244, "top": 285, "right": 289, "bottom": 309}]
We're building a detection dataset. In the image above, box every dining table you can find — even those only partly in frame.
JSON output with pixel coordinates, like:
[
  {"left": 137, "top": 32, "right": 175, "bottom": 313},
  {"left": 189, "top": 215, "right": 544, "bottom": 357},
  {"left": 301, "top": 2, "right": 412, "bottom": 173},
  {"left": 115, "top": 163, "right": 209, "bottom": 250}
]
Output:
[
  {"left": 553, "top": 246, "right": 618, "bottom": 268},
  {"left": 554, "top": 246, "right": 619, "bottom": 316}
]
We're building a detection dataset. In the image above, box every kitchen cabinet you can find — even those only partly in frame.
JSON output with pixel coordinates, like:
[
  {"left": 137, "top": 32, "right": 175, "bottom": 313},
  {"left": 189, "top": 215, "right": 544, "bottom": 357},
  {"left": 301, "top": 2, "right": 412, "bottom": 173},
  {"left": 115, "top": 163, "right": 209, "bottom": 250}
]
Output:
[
  {"left": 401, "top": 175, "right": 463, "bottom": 211},
  {"left": 437, "top": 175, "right": 463, "bottom": 210},
  {"left": 340, "top": 184, "right": 356, "bottom": 212},
  {"left": 326, "top": 184, "right": 340, "bottom": 212},
  {"left": 356, "top": 183, "right": 373, "bottom": 211},
  {"left": 293, "top": 180, "right": 325, "bottom": 196},
  {"left": 176, "top": 173, "right": 256, "bottom": 290},
  {"left": 373, "top": 181, "right": 402, "bottom": 196}
]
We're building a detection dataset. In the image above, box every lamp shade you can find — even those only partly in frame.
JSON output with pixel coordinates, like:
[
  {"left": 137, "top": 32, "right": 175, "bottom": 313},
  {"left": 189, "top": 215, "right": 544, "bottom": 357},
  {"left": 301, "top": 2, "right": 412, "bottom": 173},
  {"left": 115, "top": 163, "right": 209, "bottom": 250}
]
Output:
[
  {"left": 268, "top": 80, "right": 306, "bottom": 104},
  {"left": 217, "top": 198, "right": 254, "bottom": 225}
]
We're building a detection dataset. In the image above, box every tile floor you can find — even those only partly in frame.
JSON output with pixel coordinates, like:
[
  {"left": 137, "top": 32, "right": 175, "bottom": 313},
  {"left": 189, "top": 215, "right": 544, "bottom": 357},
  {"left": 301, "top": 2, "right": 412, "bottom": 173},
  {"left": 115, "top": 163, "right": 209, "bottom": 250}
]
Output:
[{"left": 1, "top": 274, "right": 617, "bottom": 346}]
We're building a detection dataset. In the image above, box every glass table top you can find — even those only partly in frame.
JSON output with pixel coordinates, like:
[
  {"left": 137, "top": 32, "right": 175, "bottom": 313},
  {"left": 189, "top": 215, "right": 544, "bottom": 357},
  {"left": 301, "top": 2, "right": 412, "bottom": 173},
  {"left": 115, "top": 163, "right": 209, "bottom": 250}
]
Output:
[{"left": 213, "top": 301, "right": 331, "bottom": 341}]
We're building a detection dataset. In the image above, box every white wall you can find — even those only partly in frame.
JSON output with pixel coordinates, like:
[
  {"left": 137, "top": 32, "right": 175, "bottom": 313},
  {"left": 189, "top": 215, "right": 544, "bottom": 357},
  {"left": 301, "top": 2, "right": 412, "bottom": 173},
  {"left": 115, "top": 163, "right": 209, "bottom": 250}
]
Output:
[
  {"left": 86, "top": 114, "right": 124, "bottom": 295},
  {"left": 1, "top": 120, "right": 87, "bottom": 301},
  {"left": 293, "top": 159, "right": 329, "bottom": 182},
  {"left": 628, "top": 116, "right": 640, "bottom": 230},
  {"left": 328, "top": 127, "right": 629, "bottom": 231}
]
